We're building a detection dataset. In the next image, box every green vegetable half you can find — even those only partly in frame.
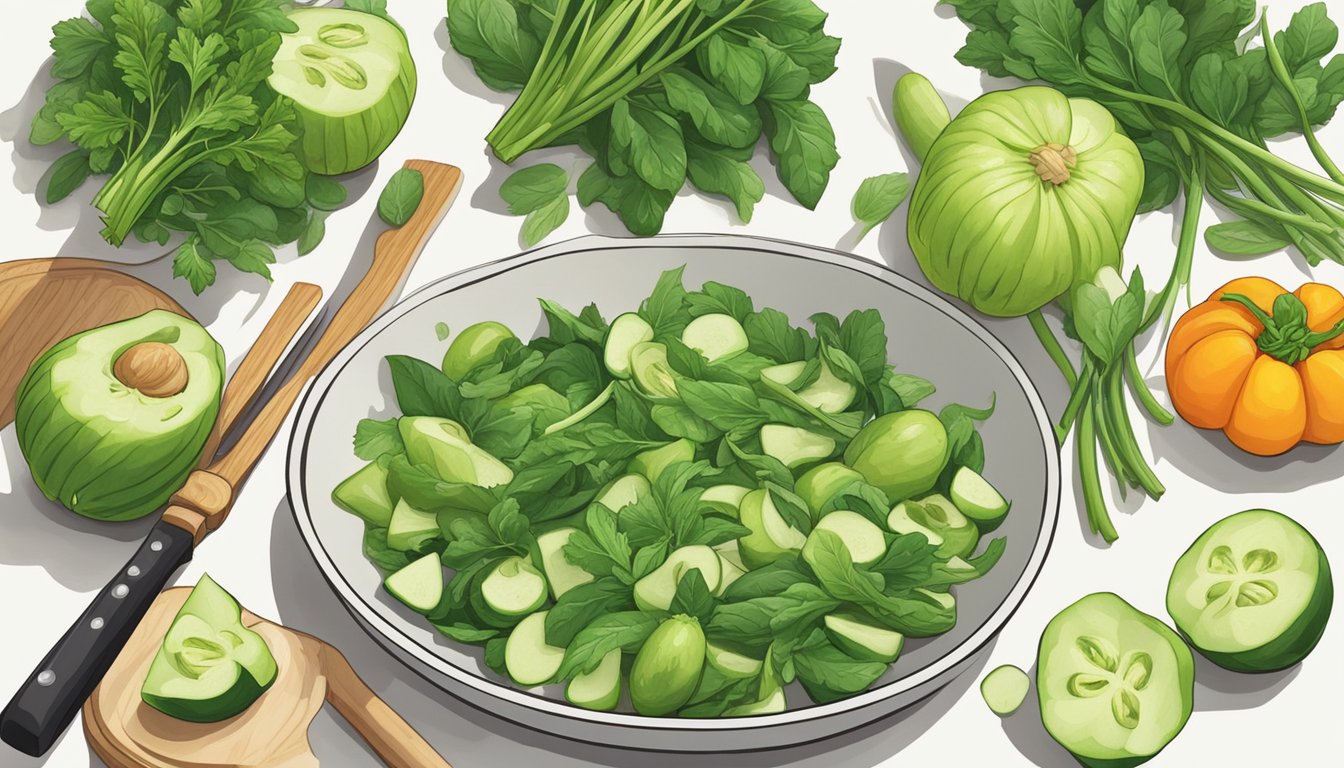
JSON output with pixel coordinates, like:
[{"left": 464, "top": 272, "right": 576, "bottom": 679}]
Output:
[
  {"left": 908, "top": 86, "right": 1144, "bottom": 317},
  {"left": 269, "top": 7, "right": 417, "bottom": 175},
  {"left": 16, "top": 311, "right": 224, "bottom": 521}
]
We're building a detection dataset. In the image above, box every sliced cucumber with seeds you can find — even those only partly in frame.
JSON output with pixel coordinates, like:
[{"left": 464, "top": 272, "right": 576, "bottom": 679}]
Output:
[
  {"left": 384, "top": 553, "right": 444, "bottom": 614},
  {"left": 603, "top": 313, "right": 654, "bottom": 379},
  {"left": 803, "top": 511, "right": 886, "bottom": 567},
  {"left": 951, "top": 467, "right": 1011, "bottom": 532},
  {"left": 1167, "top": 508, "right": 1332, "bottom": 672},
  {"left": 536, "top": 528, "right": 595, "bottom": 599},
  {"left": 824, "top": 611, "right": 904, "bottom": 662},
  {"left": 760, "top": 424, "right": 836, "bottom": 468},
  {"left": 505, "top": 611, "right": 566, "bottom": 686},
  {"left": 981, "top": 664, "right": 1029, "bottom": 716},
  {"left": 633, "top": 545, "right": 722, "bottom": 611},
  {"left": 481, "top": 556, "right": 549, "bottom": 617},
  {"left": 888, "top": 495, "right": 978, "bottom": 558},
  {"left": 332, "top": 458, "right": 393, "bottom": 526},
  {"left": 628, "top": 438, "right": 694, "bottom": 483},
  {"left": 595, "top": 473, "right": 651, "bottom": 512},
  {"left": 386, "top": 499, "right": 438, "bottom": 552},
  {"left": 681, "top": 313, "right": 748, "bottom": 362},
  {"left": 1038, "top": 593, "right": 1193, "bottom": 768},
  {"left": 565, "top": 648, "right": 621, "bottom": 711}
]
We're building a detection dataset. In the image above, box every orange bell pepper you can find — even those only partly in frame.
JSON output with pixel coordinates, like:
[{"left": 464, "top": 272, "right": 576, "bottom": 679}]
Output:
[{"left": 1166, "top": 277, "right": 1344, "bottom": 456}]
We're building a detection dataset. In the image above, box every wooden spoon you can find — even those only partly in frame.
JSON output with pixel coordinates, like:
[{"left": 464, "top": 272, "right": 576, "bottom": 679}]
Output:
[{"left": 84, "top": 587, "right": 451, "bottom": 768}]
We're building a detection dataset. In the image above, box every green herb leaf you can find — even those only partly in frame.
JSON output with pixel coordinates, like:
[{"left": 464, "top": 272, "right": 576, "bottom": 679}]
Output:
[
  {"left": 500, "top": 163, "right": 569, "bottom": 214},
  {"left": 556, "top": 612, "right": 659, "bottom": 679},
  {"left": 697, "top": 33, "right": 767, "bottom": 105},
  {"left": 685, "top": 137, "right": 765, "bottom": 222},
  {"left": 444, "top": 0, "right": 541, "bottom": 91},
  {"left": 850, "top": 172, "right": 910, "bottom": 241},
  {"left": 662, "top": 68, "right": 762, "bottom": 148},
  {"left": 42, "top": 150, "right": 92, "bottom": 204},
  {"left": 521, "top": 195, "right": 569, "bottom": 246},
  {"left": 670, "top": 568, "right": 716, "bottom": 624},
  {"left": 610, "top": 97, "right": 687, "bottom": 193},
  {"left": 761, "top": 98, "right": 838, "bottom": 210},
  {"left": 353, "top": 417, "right": 404, "bottom": 460},
  {"left": 545, "top": 577, "right": 632, "bottom": 647},
  {"left": 1205, "top": 219, "right": 1293, "bottom": 256},
  {"left": 378, "top": 168, "right": 425, "bottom": 227}
]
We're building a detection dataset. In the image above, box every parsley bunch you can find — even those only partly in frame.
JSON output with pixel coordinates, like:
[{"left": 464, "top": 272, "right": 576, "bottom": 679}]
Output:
[
  {"left": 32, "top": 0, "right": 350, "bottom": 293},
  {"left": 947, "top": 0, "right": 1344, "bottom": 284},
  {"left": 445, "top": 0, "right": 842, "bottom": 236}
]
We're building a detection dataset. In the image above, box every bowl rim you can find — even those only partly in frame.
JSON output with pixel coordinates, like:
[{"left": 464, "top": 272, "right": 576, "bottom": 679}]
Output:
[{"left": 286, "top": 232, "right": 1060, "bottom": 733}]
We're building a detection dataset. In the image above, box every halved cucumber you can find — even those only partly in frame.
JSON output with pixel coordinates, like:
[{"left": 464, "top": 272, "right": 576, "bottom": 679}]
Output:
[
  {"left": 738, "top": 488, "right": 807, "bottom": 569},
  {"left": 604, "top": 313, "right": 654, "bottom": 379},
  {"left": 505, "top": 611, "right": 566, "bottom": 686},
  {"left": 887, "top": 495, "right": 978, "bottom": 558},
  {"left": 386, "top": 499, "right": 439, "bottom": 552},
  {"left": 760, "top": 361, "right": 806, "bottom": 387},
  {"left": 700, "top": 484, "right": 751, "bottom": 517},
  {"left": 439, "top": 322, "right": 514, "bottom": 381},
  {"left": 399, "top": 416, "right": 513, "bottom": 487},
  {"left": 332, "top": 458, "right": 393, "bottom": 526},
  {"left": 794, "top": 462, "right": 864, "bottom": 514},
  {"left": 565, "top": 648, "right": 621, "bottom": 711},
  {"left": 481, "top": 556, "right": 549, "bottom": 617},
  {"left": 797, "top": 356, "right": 857, "bottom": 413},
  {"left": 803, "top": 511, "right": 886, "bottom": 567},
  {"left": 950, "top": 467, "right": 1011, "bottom": 532},
  {"left": 715, "top": 540, "right": 747, "bottom": 572},
  {"left": 596, "top": 473, "right": 651, "bottom": 512},
  {"left": 384, "top": 553, "right": 444, "bottom": 614},
  {"left": 1038, "top": 592, "right": 1194, "bottom": 768},
  {"left": 707, "top": 642, "right": 763, "bottom": 678},
  {"left": 543, "top": 381, "right": 614, "bottom": 435},
  {"left": 759, "top": 424, "right": 836, "bottom": 469},
  {"left": 824, "top": 611, "right": 904, "bottom": 662},
  {"left": 981, "top": 664, "right": 1029, "bottom": 716},
  {"left": 630, "top": 341, "right": 680, "bottom": 399},
  {"left": 633, "top": 545, "right": 722, "bottom": 611},
  {"left": 628, "top": 438, "right": 694, "bottom": 483},
  {"left": 536, "top": 528, "right": 596, "bottom": 599},
  {"left": 682, "top": 313, "right": 748, "bottom": 362},
  {"left": 1166, "top": 508, "right": 1332, "bottom": 672},
  {"left": 716, "top": 550, "right": 746, "bottom": 595}
]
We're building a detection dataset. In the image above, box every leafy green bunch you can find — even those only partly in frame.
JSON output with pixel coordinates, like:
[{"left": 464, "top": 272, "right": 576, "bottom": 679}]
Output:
[
  {"left": 446, "top": 0, "right": 842, "bottom": 237},
  {"left": 355, "top": 267, "right": 1003, "bottom": 709},
  {"left": 947, "top": 0, "right": 1344, "bottom": 281},
  {"left": 32, "top": 0, "right": 351, "bottom": 293}
]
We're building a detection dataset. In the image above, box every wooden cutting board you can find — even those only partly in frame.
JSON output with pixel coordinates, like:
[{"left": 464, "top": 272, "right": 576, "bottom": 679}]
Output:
[
  {"left": 84, "top": 588, "right": 451, "bottom": 768},
  {"left": 0, "top": 258, "right": 189, "bottom": 427}
]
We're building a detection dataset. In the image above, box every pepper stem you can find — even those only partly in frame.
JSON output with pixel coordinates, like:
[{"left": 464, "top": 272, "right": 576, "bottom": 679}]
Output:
[
  {"left": 1220, "top": 292, "right": 1344, "bottom": 365},
  {"left": 1029, "top": 143, "right": 1077, "bottom": 185}
]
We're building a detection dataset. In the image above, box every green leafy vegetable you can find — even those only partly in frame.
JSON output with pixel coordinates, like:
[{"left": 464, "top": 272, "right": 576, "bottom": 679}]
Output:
[
  {"left": 377, "top": 168, "right": 425, "bottom": 227},
  {"left": 850, "top": 172, "right": 910, "bottom": 242},
  {"left": 500, "top": 164, "right": 571, "bottom": 246}
]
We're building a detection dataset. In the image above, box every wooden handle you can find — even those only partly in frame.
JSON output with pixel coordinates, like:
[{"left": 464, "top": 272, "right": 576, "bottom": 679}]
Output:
[
  {"left": 202, "top": 282, "right": 323, "bottom": 460},
  {"left": 208, "top": 160, "right": 462, "bottom": 491},
  {"left": 320, "top": 645, "right": 452, "bottom": 768}
]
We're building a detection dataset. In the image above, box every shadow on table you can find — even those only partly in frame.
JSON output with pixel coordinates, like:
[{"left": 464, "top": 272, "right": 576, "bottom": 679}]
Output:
[{"left": 268, "top": 500, "right": 998, "bottom": 768}]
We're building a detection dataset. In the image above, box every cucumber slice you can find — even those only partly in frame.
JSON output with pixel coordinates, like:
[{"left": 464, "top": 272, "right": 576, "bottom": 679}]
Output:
[
  {"left": 497, "top": 383, "right": 570, "bottom": 431},
  {"left": 1038, "top": 592, "right": 1194, "bottom": 768},
  {"left": 714, "top": 540, "right": 746, "bottom": 572},
  {"left": 824, "top": 612, "right": 904, "bottom": 662},
  {"left": 724, "top": 687, "right": 786, "bottom": 716},
  {"left": 980, "top": 664, "right": 1029, "bottom": 716},
  {"left": 759, "top": 424, "right": 836, "bottom": 469},
  {"left": 798, "top": 357, "right": 857, "bottom": 413},
  {"left": 950, "top": 467, "right": 1011, "bottom": 532},
  {"left": 536, "top": 528, "right": 596, "bottom": 599},
  {"left": 386, "top": 499, "right": 439, "bottom": 552},
  {"left": 604, "top": 313, "right": 654, "bottom": 379},
  {"left": 399, "top": 416, "right": 513, "bottom": 487},
  {"left": 543, "top": 381, "right": 614, "bottom": 435},
  {"left": 440, "top": 321, "right": 514, "bottom": 381},
  {"left": 384, "top": 553, "right": 444, "bottom": 613},
  {"left": 633, "top": 545, "right": 722, "bottom": 611},
  {"left": 681, "top": 313, "right": 748, "bottom": 362},
  {"left": 332, "top": 458, "right": 393, "bottom": 526},
  {"left": 630, "top": 341, "right": 680, "bottom": 399},
  {"left": 565, "top": 648, "right": 622, "bottom": 711},
  {"left": 794, "top": 462, "right": 864, "bottom": 514},
  {"left": 760, "top": 361, "right": 806, "bottom": 386},
  {"left": 595, "top": 473, "right": 651, "bottom": 512},
  {"left": 481, "top": 556, "right": 549, "bottom": 617},
  {"left": 716, "top": 551, "right": 746, "bottom": 595},
  {"left": 628, "top": 438, "right": 694, "bottom": 483},
  {"left": 738, "top": 488, "right": 807, "bottom": 569},
  {"left": 803, "top": 511, "right": 886, "bottom": 567},
  {"left": 700, "top": 484, "right": 751, "bottom": 518},
  {"left": 1166, "top": 509, "right": 1332, "bottom": 672},
  {"left": 505, "top": 612, "right": 566, "bottom": 686},
  {"left": 887, "top": 495, "right": 978, "bottom": 558},
  {"left": 706, "top": 642, "right": 763, "bottom": 678}
]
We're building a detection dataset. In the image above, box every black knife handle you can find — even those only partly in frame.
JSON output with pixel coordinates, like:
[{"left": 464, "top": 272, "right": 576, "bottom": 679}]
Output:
[{"left": 0, "top": 520, "right": 194, "bottom": 757}]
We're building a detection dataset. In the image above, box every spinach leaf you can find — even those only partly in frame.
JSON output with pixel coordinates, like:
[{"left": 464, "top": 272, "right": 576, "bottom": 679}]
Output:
[
  {"left": 850, "top": 172, "right": 910, "bottom": 242},
  {"left": 353, "top": 417, "right": 404, "bottom": 460},
  {"left": 378, "top": 169, "right": 425, "bottom": 227},
  {"left": 556, "top": 612, "right": 660, "bottom": 679},
  {"left": 545, "top": 577, "right": 633, "bottom": 647}
]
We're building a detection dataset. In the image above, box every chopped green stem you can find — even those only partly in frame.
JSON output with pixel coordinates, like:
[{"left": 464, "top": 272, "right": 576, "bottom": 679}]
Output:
[
  {"left": 1076, "top": 406, "right": 1117, "bottom": 543},
  {"left": 1091, "top": 387, "right": 1132, "bottom": 491},
  {"left": 1058, "top": 362, "right": 1094, "bottom": 438},
  {"left": 1145, "top": 160, "right": 1205, "bottom": 328},
  {"left": 1029, "top": 309, "right": 1076, "bottom": 388},
  {"left": 1261, "top": 12, "right": 1344, "bottom": 184},
  {"left": 1104, "top": 368, "right": 1164, "bottom": 499},
  {"left": 1124, "top": 346, "right": 1174, "bottom": 426},
  {"left": 1205, "top": 183, "right": 1333, "bottom": 236}
]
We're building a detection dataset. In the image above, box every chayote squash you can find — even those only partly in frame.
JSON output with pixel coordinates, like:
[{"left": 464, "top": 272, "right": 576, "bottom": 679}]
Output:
[
  {"left": 15, "top": 310, "right": 224, "bottom": 521},
  {"left": 908, "top": 86, "right": 1144, "bottom": 317}
]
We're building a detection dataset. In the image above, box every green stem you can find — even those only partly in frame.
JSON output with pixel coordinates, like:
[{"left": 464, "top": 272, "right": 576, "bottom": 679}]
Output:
[
  {"left": 1104, "top": 367, "right": 1165, "bottom": 498},
  {"left": 1077, "top": 406, "right": 1118, "bottom": 543},
  {"left": 1144, "top": 159, "right": 1205, "bottom": 329},
  {"left": 1029, "top": 309, "right": 1077, "bottom": 388},
  {"left": 1261, "top": 11, "right": 1344, "bottom": 184},
  {"left": 1205, "top": 182, "right": 1333, "bottom": 236},
  {"left": 1057, "top": 361, "right": 1094, "bottom": 437},
  {"left": 1091, "top": 387, "right": 1132, "bottom": 492},
  {"left": 1124, "top": 346, "right": 1174, "bottom": 425}
]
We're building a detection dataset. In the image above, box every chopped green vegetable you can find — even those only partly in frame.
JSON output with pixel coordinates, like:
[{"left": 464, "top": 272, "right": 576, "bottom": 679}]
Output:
[
  {"left": 850, "top": 172, "right": 910, "bottom": 242},
  {"left": 378, "top": 168, "right": 425, "bottom": 227},
  {"left": 980, "top": 664, "right": 1028, "bottom": 717},
  {"left": 444, "top": 0, "right": 843, "bottom": 236},
  {"left": 340, "top": 267, "right": 1009, "bottom": 717},
  {"left": 501, "top": 164, "right": 571, "bottom": 246}
]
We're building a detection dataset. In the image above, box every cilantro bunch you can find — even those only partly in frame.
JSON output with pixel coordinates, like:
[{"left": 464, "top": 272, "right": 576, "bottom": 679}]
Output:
[
  {"left": 32, "top": 0, "right": 349, "bottom": 293},
  {"left": 445, "top": 0, "right": 842, "bottom": 236},
  {"left": 947, "top": 0, "right": 1344, "bottom": 284}
]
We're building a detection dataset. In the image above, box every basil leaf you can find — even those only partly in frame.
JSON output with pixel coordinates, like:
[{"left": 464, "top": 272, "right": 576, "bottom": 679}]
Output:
[{"left": 378, "top": 168, "right": 425, "bottom": 227}]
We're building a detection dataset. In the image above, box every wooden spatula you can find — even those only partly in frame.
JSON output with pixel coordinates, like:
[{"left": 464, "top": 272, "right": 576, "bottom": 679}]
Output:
[{"left": 84, "top": 587, "right": 450, "bottom": 768}]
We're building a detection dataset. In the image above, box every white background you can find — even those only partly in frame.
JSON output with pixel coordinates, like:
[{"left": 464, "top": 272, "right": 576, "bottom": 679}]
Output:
[{"left": 2, "top": 1, "right": 1342, "bottom": 766}]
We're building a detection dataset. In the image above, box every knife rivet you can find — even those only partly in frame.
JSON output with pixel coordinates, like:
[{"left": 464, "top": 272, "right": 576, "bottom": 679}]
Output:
[
  {"left": 37, "top": 671, "right": 55, "bottom": 687},
  {"left": 150, "top": 540, "right": 163, "bottom": 552},
  {"left": 112, "top": 584, "right": 129, "bottom": 599},
  {"left": 90, "top": 618, "right": 104, "bottom": 630},
  {"left": 127, "top": 566, "right": 141, "bottom": 577}
]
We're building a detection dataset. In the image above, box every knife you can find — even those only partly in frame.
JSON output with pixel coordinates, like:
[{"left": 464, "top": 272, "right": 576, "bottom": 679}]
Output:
[{"left": 0, "top": 160, "right": 463, "bottom": 757}]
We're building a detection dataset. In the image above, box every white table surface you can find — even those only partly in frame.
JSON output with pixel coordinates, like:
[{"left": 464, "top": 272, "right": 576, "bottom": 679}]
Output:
[{"left": 2, "top": 1, "right": 1342, "bottom": 766}]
